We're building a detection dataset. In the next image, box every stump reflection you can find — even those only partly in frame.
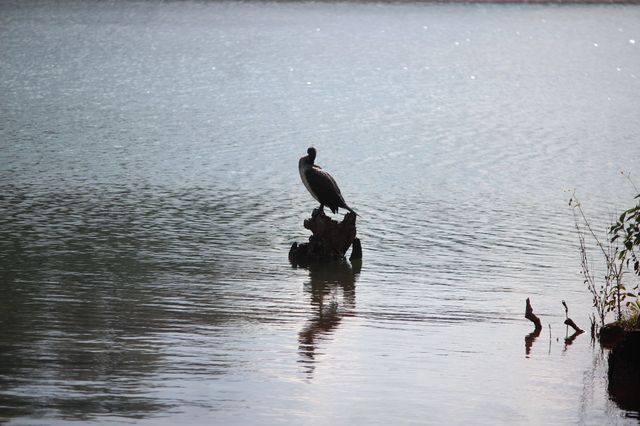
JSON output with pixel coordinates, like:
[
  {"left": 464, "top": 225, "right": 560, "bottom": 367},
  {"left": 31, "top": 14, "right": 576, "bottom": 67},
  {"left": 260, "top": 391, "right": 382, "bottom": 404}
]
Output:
[{"left": 294, "top": 260, "right": 361, "bottom": 379}]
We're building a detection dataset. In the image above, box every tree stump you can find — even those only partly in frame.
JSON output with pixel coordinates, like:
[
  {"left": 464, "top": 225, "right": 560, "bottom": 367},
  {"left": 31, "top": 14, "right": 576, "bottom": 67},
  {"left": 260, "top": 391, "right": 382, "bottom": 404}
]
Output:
[{"left": 289, "top": 210, "right": 360, "bottom": 265}]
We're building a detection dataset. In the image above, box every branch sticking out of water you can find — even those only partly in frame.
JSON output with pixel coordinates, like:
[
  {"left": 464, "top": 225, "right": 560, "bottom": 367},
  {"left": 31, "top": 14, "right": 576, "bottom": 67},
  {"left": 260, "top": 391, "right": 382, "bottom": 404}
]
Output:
[
  {"left": 564, "top": 318, "right": 584, "bottom": 334},
  {"left": 525, "top": 298, "right": 542, "bottom": 332},
  {"left": 561, "top": 300, "right": 583, "bottom": 334}
]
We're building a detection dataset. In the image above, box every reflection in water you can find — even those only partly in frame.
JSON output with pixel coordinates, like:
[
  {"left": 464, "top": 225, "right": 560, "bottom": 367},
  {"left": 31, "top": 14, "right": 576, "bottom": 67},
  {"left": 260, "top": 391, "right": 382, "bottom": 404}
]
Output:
[
  {"left": 578, "top": 348, "right": 607, "bottom": 423},
  {"left": 563, "top": 329, "right": 584, "bottom": 351},
  {"left": 525, "top": 326, "right": 584, "bottom": 356},
  {"left": 607, "top": 331, "right": 640, "bottom": 416},
  {"left": 524, "top": 328, "right": 542, "bottom": 357},
  {"left": 0, "top": 184, "right": 262, "bottom": 420},
  {"left": 0, "top": 189, "right": 172, "bottom": 419},
  {"left": 294, "top": 260, "right": 361, "bottom": 378}
]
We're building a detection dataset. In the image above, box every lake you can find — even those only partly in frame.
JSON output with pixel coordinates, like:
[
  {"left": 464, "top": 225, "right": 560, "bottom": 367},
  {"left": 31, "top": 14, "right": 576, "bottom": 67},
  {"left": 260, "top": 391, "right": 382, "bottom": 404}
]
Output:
[{"left": 1, "top": 1, "right": 640, "bottom": 424}]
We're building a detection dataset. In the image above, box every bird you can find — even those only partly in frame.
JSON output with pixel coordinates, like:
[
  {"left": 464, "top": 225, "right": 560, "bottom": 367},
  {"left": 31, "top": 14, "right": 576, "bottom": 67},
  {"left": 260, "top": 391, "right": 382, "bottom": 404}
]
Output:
[{"left": 299, "top": 147, "right": 356, "bottom": 216}]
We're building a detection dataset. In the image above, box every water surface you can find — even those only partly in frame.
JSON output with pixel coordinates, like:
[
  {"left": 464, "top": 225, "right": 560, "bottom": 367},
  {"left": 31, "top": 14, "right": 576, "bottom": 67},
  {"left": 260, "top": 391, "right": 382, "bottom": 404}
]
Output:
[{"left": 1, "top": 1, "right": 640, "bottom": 424}]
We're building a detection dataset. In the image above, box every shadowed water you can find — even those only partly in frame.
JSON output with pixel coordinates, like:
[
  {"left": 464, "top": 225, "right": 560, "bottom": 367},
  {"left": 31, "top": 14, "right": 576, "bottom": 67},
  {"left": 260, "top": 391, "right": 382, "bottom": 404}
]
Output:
[{"left": 1, "top": 1, "right": 640, "bottom": 424}]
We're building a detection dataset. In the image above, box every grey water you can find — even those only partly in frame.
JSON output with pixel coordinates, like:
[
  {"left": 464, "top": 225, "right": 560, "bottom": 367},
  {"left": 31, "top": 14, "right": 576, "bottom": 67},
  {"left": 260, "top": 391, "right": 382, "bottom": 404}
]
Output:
[{"left": 1, "top": 1, "right": 640, "bottom": 424}]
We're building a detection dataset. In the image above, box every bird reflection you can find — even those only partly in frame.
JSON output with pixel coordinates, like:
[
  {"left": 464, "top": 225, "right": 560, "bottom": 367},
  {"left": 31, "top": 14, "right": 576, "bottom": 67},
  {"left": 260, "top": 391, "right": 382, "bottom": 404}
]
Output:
[{"left": 293, "top": 259, "right": 360, "bottom": 379}]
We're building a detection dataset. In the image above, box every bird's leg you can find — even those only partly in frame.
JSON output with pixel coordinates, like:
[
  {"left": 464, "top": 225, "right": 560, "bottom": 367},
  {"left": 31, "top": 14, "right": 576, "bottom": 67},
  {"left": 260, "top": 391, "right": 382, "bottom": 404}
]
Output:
[{"left": 312, "top": 204, "right": 325, "bottom": 218}]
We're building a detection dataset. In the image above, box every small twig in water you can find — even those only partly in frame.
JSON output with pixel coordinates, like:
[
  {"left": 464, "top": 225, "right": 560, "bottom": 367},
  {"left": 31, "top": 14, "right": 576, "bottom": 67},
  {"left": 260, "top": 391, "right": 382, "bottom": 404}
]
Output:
[{"left": 561, "top": 300, "right": 583, "bottom": 333}]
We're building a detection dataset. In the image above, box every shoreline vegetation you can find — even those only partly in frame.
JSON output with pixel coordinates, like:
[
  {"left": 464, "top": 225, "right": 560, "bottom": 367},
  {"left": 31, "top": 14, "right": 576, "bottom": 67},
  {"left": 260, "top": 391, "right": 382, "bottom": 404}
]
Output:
[
  {"left": 569, "top": 171, "right": 640, "bottom": 340},
  {"left": 568, "top": 182, "right": 640, "bottom": 412}
]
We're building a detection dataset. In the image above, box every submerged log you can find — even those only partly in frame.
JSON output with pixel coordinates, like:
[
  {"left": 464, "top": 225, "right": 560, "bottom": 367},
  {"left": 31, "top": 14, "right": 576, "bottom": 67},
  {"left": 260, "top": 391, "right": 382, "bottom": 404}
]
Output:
[
  {"left": 564, "top": 318, "right": 583, "bottom": 334},
  {"left": 561, "top": 300, "right": 583, "bottom": 334},
  {"left": 289, "top": 210, "right": 359, "bottom": 265},
  {"left": 525, "top": 298, "right": 542, "bottom": 332}
]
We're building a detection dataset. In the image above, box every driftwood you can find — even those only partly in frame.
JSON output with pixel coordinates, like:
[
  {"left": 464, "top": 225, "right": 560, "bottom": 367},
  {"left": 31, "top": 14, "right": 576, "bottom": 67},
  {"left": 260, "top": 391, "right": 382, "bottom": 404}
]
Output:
[
  {"left": 525, "top": 298, "right": 542, "bottom": 331},
  {"left": 525, "top": 299, "right": 585, "bottom": 354},
  {"left": 562, "top": 300, "right": 583, "bottom": 334},
  {"left": 289, "top": 210, "right": 360, "bottom": 265},
  {"left": 564, "top": 318, "right": 583, "bottom": 334},
  {"left": 524, "top": 298, "right": 542, "bottom": 356}
]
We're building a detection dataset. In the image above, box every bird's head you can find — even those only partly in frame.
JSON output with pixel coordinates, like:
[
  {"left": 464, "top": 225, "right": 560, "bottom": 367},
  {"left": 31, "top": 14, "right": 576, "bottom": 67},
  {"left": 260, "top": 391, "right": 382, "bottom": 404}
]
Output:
[{"left": 307, "top": 147, "right": 316, "bottom": 163}]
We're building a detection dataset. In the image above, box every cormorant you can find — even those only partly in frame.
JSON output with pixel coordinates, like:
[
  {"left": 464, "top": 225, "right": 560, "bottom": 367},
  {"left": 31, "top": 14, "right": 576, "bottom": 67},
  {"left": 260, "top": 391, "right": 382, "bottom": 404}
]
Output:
[{"left": 299, "top": 147, "right": 356, "bottom": 215}]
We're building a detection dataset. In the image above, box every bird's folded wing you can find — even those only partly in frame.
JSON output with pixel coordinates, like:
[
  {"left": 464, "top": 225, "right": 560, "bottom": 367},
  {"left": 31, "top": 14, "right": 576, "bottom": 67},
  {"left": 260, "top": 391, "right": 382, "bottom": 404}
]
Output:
[{"left": 304, "top": 166, "right": 345, "bottom": 206}]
